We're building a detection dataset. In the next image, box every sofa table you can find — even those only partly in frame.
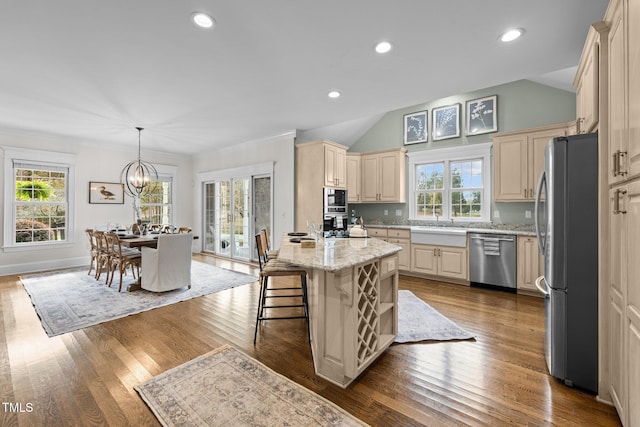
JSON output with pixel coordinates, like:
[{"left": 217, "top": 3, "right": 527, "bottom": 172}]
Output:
[{"left": 276, "top": 235, "right": 401, "bottom": 388}]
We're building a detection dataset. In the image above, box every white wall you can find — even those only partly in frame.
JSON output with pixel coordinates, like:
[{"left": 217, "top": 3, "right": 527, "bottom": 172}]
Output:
[
  {"left": 191, "top": 132, "right": 295, "bottom": 249},
  {"left": 0, "top": 129, "right": 192, "bottom": 275}
]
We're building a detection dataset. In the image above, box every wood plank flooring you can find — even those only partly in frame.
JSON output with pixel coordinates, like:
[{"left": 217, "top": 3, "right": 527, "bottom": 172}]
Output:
[{"left": 1, "top": 254, "right": 621, "bottom": 426}]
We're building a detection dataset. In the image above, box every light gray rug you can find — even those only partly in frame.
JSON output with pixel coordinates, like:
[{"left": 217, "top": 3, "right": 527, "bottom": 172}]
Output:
[
  {"left": 135, "top": 344, "right": 367, "bottom": 427},
  {"left": 396, "top": 290, "right": 474, "bottom": 343},
  {"left": 20, "top": 261, "right": 258, "bottom": 337}
]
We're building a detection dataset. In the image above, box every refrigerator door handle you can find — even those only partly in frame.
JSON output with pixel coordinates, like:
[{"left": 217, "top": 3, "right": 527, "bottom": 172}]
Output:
[
  {"left": 535, "top": 276, "right": 549, "bottom": 295},
  {"left": 534, "top": 171, "right": 546, "bottom": 256}
]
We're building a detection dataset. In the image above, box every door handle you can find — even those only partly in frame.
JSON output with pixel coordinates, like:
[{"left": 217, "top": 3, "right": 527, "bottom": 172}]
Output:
[
  {"left": 535, "top": 276, "right": 549, "bottom": 295},
  {"left": 613, "top": 189, "right": 627, "bottom": 214}
]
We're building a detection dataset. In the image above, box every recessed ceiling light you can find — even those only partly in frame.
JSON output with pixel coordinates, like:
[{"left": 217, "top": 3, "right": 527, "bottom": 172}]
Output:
[
  {"left": 500, "top": 28, "right": 524, "bottom": 42},
  {"left": 328, "top": 91, "right": 341, "bottom": 99},
  {"left": 375, "top": 41, "right": 393, "bottom": 54},
  {"left": 192, "top": 12, "right": 215, "bottom": 29}
]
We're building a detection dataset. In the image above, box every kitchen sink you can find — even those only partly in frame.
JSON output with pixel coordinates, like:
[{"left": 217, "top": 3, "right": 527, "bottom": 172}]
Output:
[{"left": 410, "top": 226, "right": 467, "bottom": 247}]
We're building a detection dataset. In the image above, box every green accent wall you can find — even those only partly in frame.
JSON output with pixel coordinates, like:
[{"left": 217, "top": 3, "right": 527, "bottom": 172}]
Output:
[{"left": 348, "top": 79, "right": 576, "bottom": 225}]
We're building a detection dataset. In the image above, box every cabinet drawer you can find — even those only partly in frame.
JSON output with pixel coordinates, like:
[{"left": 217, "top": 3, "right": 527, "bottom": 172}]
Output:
[
  {"left": 367, "top": 228, "right": 387, "bottom": 238},
  {"left": 388, "top": 228, "right": 410, "bottom": 239}
]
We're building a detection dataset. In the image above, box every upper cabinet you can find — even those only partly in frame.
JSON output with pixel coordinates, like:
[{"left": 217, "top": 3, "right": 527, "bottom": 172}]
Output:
[
  {"left": 574, "top": 22, "right": 607, "bottom": 135},
  {"left": 492, "top": 122, "right": 573, "bottom": 201},
  {"left": 295, "top": 140, "right": 348, "bottom": 230},
  {"left": 360, "top": 148, "right": 406, "bottom": 203},
  {"left": 323, "top": 143, "right": 347, "bottom": 188},
  {"left": 346, "top": 153, "right": 362, "bottom": 203}
]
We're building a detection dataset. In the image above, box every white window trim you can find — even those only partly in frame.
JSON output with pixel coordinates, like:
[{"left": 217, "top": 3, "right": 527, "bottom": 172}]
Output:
[
  {"left": 2, "top": 146, "right": 76, "bottom": 251},
  {"left": 408, "top": 142, "right": 492, "bottom": 222}
]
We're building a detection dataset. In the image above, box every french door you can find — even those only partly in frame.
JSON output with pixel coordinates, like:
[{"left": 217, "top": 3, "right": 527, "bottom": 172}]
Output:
[{"left": 203, "top": 175, "right": 271, "bottom": 261}]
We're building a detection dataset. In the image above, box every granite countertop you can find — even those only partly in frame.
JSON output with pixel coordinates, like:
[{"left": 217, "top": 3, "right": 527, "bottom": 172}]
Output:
[
  {"left": 360, "top": 221, "right": 537, "bottom": 236},
  {"left": 276, "top": 234, "right": 401, "bottom": 272}
]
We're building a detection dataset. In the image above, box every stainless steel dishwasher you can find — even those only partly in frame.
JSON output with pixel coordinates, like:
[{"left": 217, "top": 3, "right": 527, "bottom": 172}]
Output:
[{"left": 469, "top": 233, "right": 517, "bottom": 291}]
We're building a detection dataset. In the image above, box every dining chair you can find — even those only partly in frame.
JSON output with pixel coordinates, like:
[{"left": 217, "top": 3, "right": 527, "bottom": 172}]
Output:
[
  {"left": 140, "top": 233, "right": 192, "bottom": 292},
  {"left": 253, "top": 232, "right": 309, "bottom": 344},
  {"left": 178, "top": 226, "right": 192, "bottom": 233},
  {"left": 93, "top": 230, "right": 112, "bottom": 282},
  {"left": 105, "top": 232, "right": 141, "bottom": 291},
  {"left": 85, "top": 229, "right": 99, "bottom": 276}
]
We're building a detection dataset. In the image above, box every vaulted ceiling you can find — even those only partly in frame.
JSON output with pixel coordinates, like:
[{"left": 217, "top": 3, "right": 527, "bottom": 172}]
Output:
[{"left": 0, "top": 1, "right": 608, "bottom": 154}]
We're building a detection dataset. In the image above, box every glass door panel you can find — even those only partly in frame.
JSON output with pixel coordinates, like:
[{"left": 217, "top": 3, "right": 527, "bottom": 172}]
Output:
[
  {"left": 232, "top": 178, "right": 251, "bottom": 260},
  {"left": 203, "top": 182, "right": 216, "bottom": 252},
  {"left": 254, "top": 176, "right": 272, "bottom": 259},
  {"left": 217, "top": 180, "right": 232, "bottom": 257}
]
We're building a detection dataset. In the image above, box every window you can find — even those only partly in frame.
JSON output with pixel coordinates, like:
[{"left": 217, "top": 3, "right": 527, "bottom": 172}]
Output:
[
  {"left": 3, "top": 147, "right": 75, "bottom": 249},
  {"left": 408, "top": 143, "right": 491, "bottom": 222},
  {"left": 140, "top": 176, "right": 173, "bottom": 225}
]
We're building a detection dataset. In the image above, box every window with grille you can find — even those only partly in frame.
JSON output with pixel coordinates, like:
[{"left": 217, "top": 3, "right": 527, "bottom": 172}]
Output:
[
  {"left": 3, "top": 147, "right": 76, "bottom": 249},
  {"left": 408, "top": 143, "right": 491, "bottom": 222}
]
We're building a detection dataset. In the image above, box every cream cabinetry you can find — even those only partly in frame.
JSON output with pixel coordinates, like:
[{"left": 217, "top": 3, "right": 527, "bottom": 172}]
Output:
[
  {"left": 574, "top": 22, "right": 607, "bottom": 134},
  {"left": 516, "top": 236, "right": 543, "bottom": 296},
  {"left": 323, "top": 143, "right": 346, "bottom": 188},
  {"left": 346, "top": 153, "right": 361, "bottom": 203},
  {"left": 493, "top": 122, "right": 572, "bottom": 201},
  {"left": 295, "top": 140, "right": 348, "bottom": 231},
  {"left": 360, "top": 149, "right": 406, "bottom": 203},
  {"left": 411, "top": 243, "right": 467, "bottom": 281},
  {"left": 604, "top": 0, "right": 640, "bottom": 424},
  {"left": 366, "top": 228, "right": 410, "bottom": 271}
]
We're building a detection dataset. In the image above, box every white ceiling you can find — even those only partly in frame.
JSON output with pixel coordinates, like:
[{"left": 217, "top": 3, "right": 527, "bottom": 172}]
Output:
[{"left": 0, "top": 1, "right": 608, "bottom": 155}]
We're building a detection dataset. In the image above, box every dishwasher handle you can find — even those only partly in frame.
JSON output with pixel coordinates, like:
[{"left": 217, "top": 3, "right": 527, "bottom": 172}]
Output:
[{"left": 470, "top": 235, "right": 515, "bottom": 242}]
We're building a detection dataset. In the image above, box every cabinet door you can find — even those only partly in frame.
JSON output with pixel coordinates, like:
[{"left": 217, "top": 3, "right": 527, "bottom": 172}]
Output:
[
  {"left": 438, "top": 247, "right": 468, "bottom": 280},
  {"left": 378, "top": 151, "right": 402, "bottom": 202},
  {"left": 389, "top": 239, "right": 410, "bottom": 270},
  {"left": 324, "top": 144, "right": 338, "bottom": 187},
  {"left": 529, "top": 128, "right": 567, "bottom": 199},
  {"left": 517, "top": 236, "right": 542, "bottom": 294},
  {"left": 626, "top": 180, "right": 640, "bottom": 426},
  {"left": 411, "top": 244, "right": 437, "bottom": 275},
  {"left": 361, "top": 154, "right": 379, "bottom": 202},
  {"left": 335, "top": 148, "right": 346, "bottom": 188},
  {"left": 609, "top": 186, "right": 627, "bottom": 418},
  {"left": 629, "top": 0, "right": 640, "bottom": 179},
  {"left": 494, "top": 135, "right": 529, "bottom": 201},
  {"left": 366, "top": 227, "right": 387, "bottom": 239},
  {"left": 346, "top": 155, "right": 361, "bottom": 203},
  {"left": 577, "top": 43, "right": 599, "bottom": 134},
  {"left": 609, "top": 5, "right": 628, "bottom": 184}
]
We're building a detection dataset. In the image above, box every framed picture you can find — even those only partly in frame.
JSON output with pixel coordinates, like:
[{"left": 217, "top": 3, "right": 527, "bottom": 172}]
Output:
[
  {"left": 466, "top": 95, "right": 497, "bottom": 135},
  {"left": 432, "top": 104, "right": 461, "bottom": 141},
  {"left": 403, "top": 110, "right": 428, "bottom": 145},
  {"left": 89, "top": 181, "right": 124, "bottom": 204}
]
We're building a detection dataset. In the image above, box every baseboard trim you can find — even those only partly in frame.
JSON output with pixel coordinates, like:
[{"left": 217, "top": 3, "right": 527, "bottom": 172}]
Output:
[{"left": 0, "top": 257, "right": 87, "bottom": 277}]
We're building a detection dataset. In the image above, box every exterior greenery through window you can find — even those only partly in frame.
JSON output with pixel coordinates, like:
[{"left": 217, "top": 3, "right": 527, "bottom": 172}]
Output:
[
  {"left": 139, "top": 177, "right": 172, "bottom": 225},
  {"left": 14, "top": 163, "right": 68, "bottom": 244}
]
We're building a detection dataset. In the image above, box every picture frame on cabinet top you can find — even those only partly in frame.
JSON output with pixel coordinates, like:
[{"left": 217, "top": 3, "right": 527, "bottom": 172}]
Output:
[
  {"left": 466, "top": 95, "right": 498, "bottom": 136},
  {"left": 403, "top": 110, "right": 428, "bottom": 145},
  {"left": 432, "top": 103, "right": 461, "bottom": 141}
]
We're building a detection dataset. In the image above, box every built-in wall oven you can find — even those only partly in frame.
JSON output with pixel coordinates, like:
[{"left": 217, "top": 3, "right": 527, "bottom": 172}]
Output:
[{"left": 323, "top": 188, "right": 348, "bottom": 232}]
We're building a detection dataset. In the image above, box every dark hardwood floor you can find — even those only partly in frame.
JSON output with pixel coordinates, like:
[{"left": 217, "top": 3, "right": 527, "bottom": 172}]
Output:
[{"left": 1, "top": 254, "right": 621, "bottom": 426}]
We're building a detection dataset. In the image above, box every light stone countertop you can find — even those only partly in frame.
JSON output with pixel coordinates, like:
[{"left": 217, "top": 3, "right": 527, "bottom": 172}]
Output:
[
  {"left": 276, "top": 234, "right": 401, "bottom": 273},
  {"left": 361, "top": 223, "right": 537, "bottom": 237}
]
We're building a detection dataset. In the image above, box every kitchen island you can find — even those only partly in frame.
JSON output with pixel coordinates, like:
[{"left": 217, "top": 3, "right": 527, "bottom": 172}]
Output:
[{"left": 276, "top": 235, "right": 402, "bottom": 388}]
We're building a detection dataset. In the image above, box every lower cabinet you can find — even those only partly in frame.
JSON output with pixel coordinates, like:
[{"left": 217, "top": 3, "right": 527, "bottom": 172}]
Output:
[
  {"left": 411, "top": 243, "right": 468, "bottom": 281},
  {"left": 517, "top": 236, "right": 544, "bottom": 296}
]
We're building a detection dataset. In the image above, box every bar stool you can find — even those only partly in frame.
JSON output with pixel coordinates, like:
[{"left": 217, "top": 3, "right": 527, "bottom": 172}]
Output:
[{"left": 253, "top": 232, "right": 309, "bottom": 344}]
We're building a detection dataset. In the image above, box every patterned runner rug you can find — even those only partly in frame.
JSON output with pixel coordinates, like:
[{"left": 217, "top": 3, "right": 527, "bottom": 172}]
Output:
[
  {"left": 20, "top": 261, "right": 258, "bottom": 337},
  {"left": 396, "top": 290, "right": 475, "bottom": 343},
  {"left": 135, "top": 344, "right": 367, "bottom": 426}
]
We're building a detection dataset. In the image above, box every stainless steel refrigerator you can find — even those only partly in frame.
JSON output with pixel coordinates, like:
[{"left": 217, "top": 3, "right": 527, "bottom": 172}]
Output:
[{"left": 534, "top": 133, "right": 598, "bottom": 393}]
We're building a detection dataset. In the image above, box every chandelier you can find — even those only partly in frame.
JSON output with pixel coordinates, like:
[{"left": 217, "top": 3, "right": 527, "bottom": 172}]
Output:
[{"left": 120, "top": 127, "right": 158, "bottom": 197}]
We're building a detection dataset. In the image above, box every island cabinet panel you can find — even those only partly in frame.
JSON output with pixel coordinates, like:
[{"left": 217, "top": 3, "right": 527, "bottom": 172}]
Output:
[{"left": 306, "top": 256, "right": 399, "bottom": 388}]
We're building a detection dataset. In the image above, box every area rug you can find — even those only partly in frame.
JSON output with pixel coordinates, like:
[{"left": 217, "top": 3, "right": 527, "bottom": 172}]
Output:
[
  {"left": 395, "top": 290, "right": 474, "bottom": 343},
  {"left": 20, "top": 261, "right": 258, "bottom": 337},
  {"left": 135, "top": 344, "right": 366, "bottom": 427}
]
